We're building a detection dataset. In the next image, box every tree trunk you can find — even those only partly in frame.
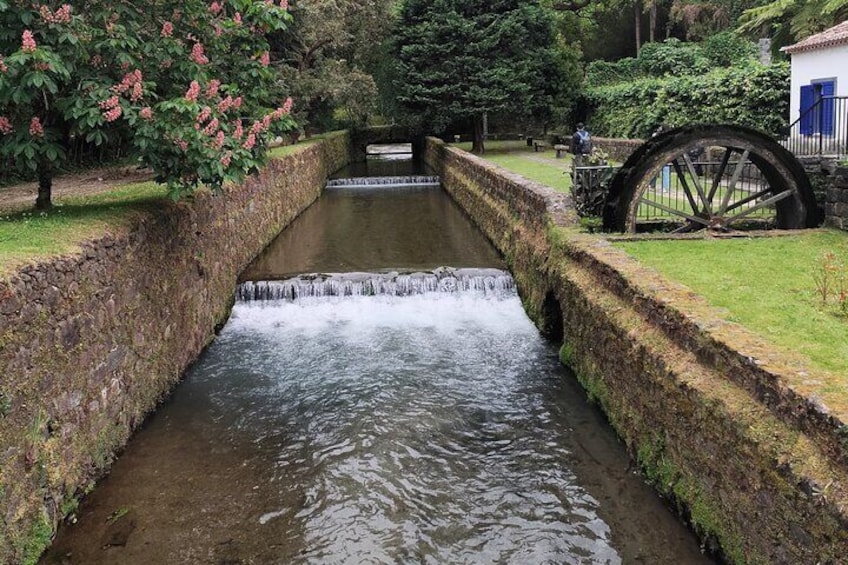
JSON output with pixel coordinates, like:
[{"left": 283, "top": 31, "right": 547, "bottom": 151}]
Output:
[
  {"left": 471, "top": 115, "right": 485, "bottom": 154},
  {"left": 649, "top": 0, "right": 657, "bottom": 43},
  {"left": 35, "top": 167, "right": 53, "bottom": 210},
  {"left": 634, "top": 2, "right": 642, "bottom": 55}
]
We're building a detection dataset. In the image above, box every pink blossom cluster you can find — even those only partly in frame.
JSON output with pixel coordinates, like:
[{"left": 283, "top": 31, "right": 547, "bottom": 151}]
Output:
[
  {"left": 232, "top": 120, "right": 243, "bottom": 140},
  {"left": 190, "top": 43, "right": 209, "bottom": 65},
  {"left": 213, "top": 130, "right": 225, "bottom": 149},
  {"left": 202, "top": 118, "right": 219, "bottom": 136},
  {"left": 217, "top": 96, "right": 233, "bottom": 113},
  {"left": 140, "top": 107, "right": 153, "bottom": 120},
  {"left": 29, "top": 117, "right": 44, "bottom": 137},
  {"left": 263, "top": 98, "right": 294, "bottom": 124},
  {"left": 278, "top": 97, "right": 293, "bottom": 116},
  {"left": 206, "top": 79, "right": 221, "bottom": 98},
  {"left": 210, "top": 1, "right": 223, "bottom": 14},
  {"left": 221, "top": 151, "right": 232, "bottom": 168},
  {"left": 185, "top": 80, "right": 201, "bottom": 102},
  {"left": 175, "top": 139, "right": 188, "bottom": 151},
  {"left": 34, "top": 62, "right": 51, "bottom": 71},
  {"left": 113, "top": 69, "right": 144, "bottom": 101},
  {"left": 242, "top": 132, "right": 255, "bottom": 150},
  {"left": 259, "top": 51, "right": 270, "bottom": 67},
  {"left": 99, "top": 96, "right": 122, "bottom": 122},
  {"left": 39, "top": 4, "right": 72, "bottom": 24},
  {"left": 91, "top": 54, "right": 103, "bottom": 67},
  {"left": 196, "top": 106, "right": 212, "bottom": 124},
  {"left": 21, "top": 30, "right": 37, "bottom": 53},
  {"left": 233, "top": 12, "right": 242, "bottom": 25},
  {"left": 0, "top": 116, "right": 13, "bottom": 135},
  {"left": 280, "top": 0, "right": 288, "bottom": 9},
  {"left": 0, "top": 56, "right": 6, "bottom": 73},
  {"left": 161, "top": 21, "right": 174, "bottom": 38}
]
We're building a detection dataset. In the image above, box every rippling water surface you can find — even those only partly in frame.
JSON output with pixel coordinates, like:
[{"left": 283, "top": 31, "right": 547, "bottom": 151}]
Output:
[{"left": 44, "top": 176, "right": 711, "bottom": 564}]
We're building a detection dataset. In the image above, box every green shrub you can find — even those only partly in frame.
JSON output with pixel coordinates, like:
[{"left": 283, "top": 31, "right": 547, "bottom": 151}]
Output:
[
  {"left": 702, "top": 32, "right": 757, "bottom": 67},
  {"left": 585, "top": 58, "right": 640, "bottom": 88},
  {"left": 637, "top": 38, "right": 709, "bottom": 76},
  {"left": 585, "top": 62, "right": 789, "bottom": 138}
]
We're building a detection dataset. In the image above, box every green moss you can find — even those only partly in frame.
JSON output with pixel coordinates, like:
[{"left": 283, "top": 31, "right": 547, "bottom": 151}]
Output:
[
  {"left": 634, "top": 432, "right": 750, "bottom": 564},
  {"left": 59, "top": 496, "right": 79, "bottom": 518},
  {"left": 636, "top": 433, "right": 678, "bottom": 488},
  {"left": 106, "top": 506, "right": 130, "bottom": 524},
  {"left": 19, "top": 509, "right": 52, "bottom": 565},
  {"left": 559, "top": 342, "right": 575, "bottom": 366}
]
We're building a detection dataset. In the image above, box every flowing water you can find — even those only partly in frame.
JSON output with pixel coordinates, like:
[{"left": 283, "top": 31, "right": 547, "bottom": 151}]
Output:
[{"left": 43, "top": 161, "right": 712, "bottom": 564}]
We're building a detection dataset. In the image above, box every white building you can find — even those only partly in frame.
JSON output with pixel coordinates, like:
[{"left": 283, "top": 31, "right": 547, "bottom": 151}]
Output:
[{"left": 782, "top": 20, "right": 848, "bottom": 156}]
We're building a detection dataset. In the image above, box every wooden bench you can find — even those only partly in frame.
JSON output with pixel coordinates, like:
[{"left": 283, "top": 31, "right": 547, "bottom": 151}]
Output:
[
  {"left": 554, "top": 144, "right": 568, "bottom": 158},
  {"left": 533, "top": 140, "right": 547, "bottom": 152}
]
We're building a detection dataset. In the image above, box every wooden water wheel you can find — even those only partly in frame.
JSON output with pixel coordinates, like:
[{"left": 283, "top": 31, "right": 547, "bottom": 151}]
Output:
[{"left": 602, "top": 124, "right": 818, "bottom": 233}]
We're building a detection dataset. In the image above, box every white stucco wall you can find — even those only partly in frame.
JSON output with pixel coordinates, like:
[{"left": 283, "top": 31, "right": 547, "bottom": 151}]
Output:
[{"left": 789, "top": 45, "right": 848, "bottom": 121}]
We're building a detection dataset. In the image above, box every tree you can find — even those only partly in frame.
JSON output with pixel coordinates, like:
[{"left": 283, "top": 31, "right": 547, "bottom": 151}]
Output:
[
  {"left": 738, "top": 0, "right": 848, "bottom": 47},
  {"left": 0, "top": 0, "right": 296, "bottom": 208},
  {"left": 393, "top": 0, "right": 562, "bottom": 154},
  {"left": 275, "top": 0, "right": 396, "bottom": 132}
]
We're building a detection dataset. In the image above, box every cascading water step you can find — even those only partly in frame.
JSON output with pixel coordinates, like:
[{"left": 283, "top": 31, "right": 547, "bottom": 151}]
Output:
[
  {"left": 237, "top": 267, "right": 516, "bottom": 302},
  {"left": 326, "top": 175, "right": 440, "bottom": 188}
]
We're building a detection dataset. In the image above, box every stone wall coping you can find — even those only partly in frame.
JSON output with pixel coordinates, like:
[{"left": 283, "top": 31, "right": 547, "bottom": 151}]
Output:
[{"left": 560, "top": 232, "right": 848, "bottom": 469}]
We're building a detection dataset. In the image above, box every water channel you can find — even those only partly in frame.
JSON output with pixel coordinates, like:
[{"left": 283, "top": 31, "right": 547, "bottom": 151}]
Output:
[{"left": 42, "top": 152, "right": 712, "bottom": 564}]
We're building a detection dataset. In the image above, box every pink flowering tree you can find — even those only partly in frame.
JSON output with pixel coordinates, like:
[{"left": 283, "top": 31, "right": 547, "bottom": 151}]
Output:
[{"left": 0, "top": 0, "right": 295, "bottom": 208}]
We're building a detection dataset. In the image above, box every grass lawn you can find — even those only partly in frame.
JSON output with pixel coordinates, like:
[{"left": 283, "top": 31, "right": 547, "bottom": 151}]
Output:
[
  {"left": 616, "top": 230, "right": 848, "bottom": 375},
  {"left": 0, "top": 181, "right": 167, "bottom": 276},
  {"left": 454, "top": 140, "right": 574, "bottom": 193},
  {"left": 0, "top": 138, "right": 325, "bottom": 277}
]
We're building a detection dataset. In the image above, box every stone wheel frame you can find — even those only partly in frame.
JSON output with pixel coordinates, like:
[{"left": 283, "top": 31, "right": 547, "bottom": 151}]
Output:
[{"left": 602, "top": 124, "right": 818, "bottom": 233}]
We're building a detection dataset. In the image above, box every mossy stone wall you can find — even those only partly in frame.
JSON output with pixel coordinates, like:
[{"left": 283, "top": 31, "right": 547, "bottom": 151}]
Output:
[
  {"left": 0, "top": 132, "right": 353, "bottom": 564},
  {"left": 425, "top": 136, "right": 848, "bottom": 563},
  {"left": 825, "top": 167, "right": 848, "bottom": 230}
]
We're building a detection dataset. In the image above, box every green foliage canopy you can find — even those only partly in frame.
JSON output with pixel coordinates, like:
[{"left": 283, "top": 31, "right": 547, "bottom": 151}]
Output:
[
  {"left": 585, "top": 61, "right": 789, "bottom": 138},
  {"left": 392, "top": 0, "right": 563, "bottom": 151}
]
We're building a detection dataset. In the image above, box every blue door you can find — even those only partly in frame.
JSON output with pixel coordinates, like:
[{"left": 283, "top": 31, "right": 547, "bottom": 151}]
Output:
[
  {"left": 801, "top": 80, "right": 836, "bottom": 135},
  {"left": 800, "top": 85, "right": 815, "bottom": 135},
  {"left": 820, "top": 80, "right": 835, "bottom": 136}
]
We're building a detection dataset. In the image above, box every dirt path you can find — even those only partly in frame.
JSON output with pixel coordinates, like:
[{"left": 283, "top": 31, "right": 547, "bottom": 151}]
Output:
[{"left": 0, "top": 165, "right": 154, "bottom": 213}]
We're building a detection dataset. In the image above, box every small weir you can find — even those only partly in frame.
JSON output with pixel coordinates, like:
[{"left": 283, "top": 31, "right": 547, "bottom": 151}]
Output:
[
  {"left": 236, "top": 268, "right": 515, "bottom": 301},
  {"left": 326, "top": 175, "right": 440, "bottom": 188},
  {"left": 44, "top": 168, "right": 712, "bottom": 564}
]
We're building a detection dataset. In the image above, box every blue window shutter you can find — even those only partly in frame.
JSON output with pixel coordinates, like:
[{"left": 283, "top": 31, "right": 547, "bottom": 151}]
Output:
[
  {"left": 821, "top": 81, "right": 835, "bottom": 135},
  {"left": 800, "top": 85, "right": 815, "bottom": 135}
]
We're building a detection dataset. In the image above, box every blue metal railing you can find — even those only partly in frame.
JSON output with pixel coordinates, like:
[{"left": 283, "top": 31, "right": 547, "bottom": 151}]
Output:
[{"left": 783, "top": 96, "right": 848, "bottom": 159}]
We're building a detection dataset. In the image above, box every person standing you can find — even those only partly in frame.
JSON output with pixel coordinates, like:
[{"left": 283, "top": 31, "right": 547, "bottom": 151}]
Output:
[{"left": 571, "top": 123, "right": 592, "bottom": 166}]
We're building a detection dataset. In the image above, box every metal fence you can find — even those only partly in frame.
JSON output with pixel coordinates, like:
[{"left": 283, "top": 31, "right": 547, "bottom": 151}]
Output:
[
  {"left": 783, "top": 96, "right": 848, "bottom": 159},
  {"left": 633, "top": 156, "right": 774, "bottom": 225}
]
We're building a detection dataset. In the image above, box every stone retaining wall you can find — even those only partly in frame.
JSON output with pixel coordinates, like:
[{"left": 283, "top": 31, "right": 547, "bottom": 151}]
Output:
[
  {"left": 592, "top": 136, "right": 643, "bottom": 162},
  {"left": 0, "top": 132, "right": 353, "bottom": 563},
  {"left": 825, "top": 167, "right": 848, "bottom": 230},
  {"left": 425, "top": 136, "right": 848, "bottom": 563}
]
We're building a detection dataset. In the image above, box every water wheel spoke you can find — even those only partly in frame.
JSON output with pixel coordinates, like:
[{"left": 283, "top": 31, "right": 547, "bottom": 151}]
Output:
[
  {"left": 724, "top": 189, "right": 796, "bottom": 222},
  {"left": 682, "top": 152, "right": 712, "bottom": 214},
  {"left": 718, "top": 149, "right": 750, "bottom": 215},
  {"left": 670, "top": 159, "right": 701, "bottom": 214},
  {"left": 724, "top": 187, "right": 776, "bottom": 212},
  {"left": 671, "top": 222, "right": 700, "bottom": 234},
  {"left": 639, "top": 197, "right": 711, "bottom": 226},
  {"left": 707, "top": 148, "right": 733, "bottom": 203}
]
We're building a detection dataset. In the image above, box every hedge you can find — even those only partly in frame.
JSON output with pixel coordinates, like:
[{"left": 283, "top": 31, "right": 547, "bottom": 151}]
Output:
[{"left": 584, "top": 62, "right": 789, "bottom": 139}]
